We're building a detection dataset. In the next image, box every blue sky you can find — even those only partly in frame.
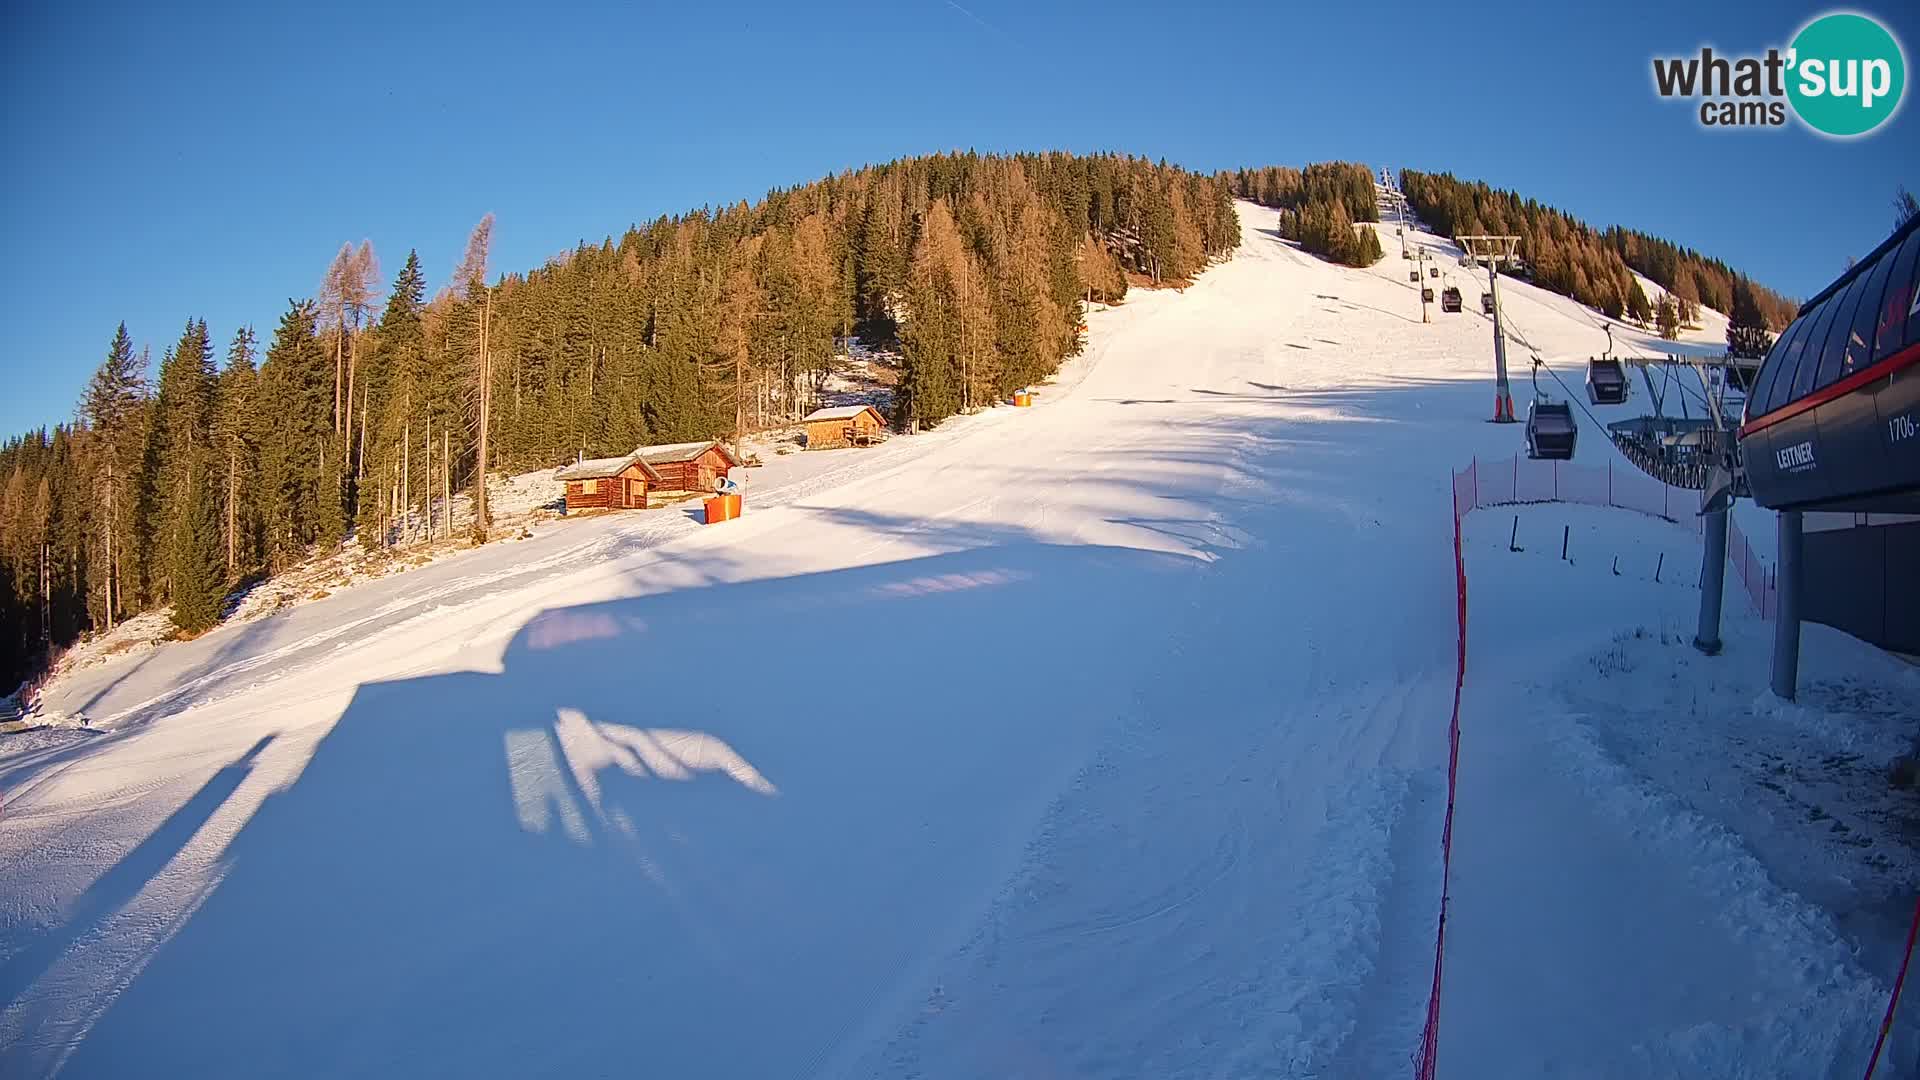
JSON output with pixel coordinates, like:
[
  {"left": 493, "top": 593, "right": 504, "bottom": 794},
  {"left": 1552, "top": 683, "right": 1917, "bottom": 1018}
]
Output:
[{"left": 2, "top": 0, "right": 1914, "bottom": 436}]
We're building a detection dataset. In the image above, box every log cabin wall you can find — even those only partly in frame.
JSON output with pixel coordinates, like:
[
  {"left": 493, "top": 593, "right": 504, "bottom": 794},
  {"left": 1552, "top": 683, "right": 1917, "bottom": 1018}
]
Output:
[{"left": 564, "top": 465, "right": 649, "bottom": 511}]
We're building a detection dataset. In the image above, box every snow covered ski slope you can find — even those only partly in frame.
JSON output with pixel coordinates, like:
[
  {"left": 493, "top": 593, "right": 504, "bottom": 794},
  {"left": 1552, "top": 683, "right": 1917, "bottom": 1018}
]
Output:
[{"left": 2, "top": 202, "right": 1908, "bottom": 1078}]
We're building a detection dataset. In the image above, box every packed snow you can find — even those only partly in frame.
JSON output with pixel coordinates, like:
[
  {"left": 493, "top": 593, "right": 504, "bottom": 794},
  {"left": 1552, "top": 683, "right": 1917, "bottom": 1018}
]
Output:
[{"left": 2, "top": 200, "right": 1913, "bottom": 1079}]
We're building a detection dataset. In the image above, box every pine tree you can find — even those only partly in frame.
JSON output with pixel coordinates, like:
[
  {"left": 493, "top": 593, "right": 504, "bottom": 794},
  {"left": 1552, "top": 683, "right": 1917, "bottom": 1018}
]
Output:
[
  {"left": 168, "top": 456, "right": 225, "bottom": 635},
  {"left": 214, "top": 327, "right": 260, "bottom": 574},
  {"left": 1656, "top": 295, "right": 1680, "bottom": 340},
  {"left": 151, "top": 319, "right": 215, "bottom": 600},
  {"left": 1626, "top": 281, "right": 1653, "bottom": 325},
  {"left": 359, "top": 251, "right": 428, "bottom": 549},
  {"left": 899, "top": 201, "right": 966, "bottom": 427},
  {"left": 81, "top": 324, "right": 148, "bottom": 629},
  {"left": 257, "top": 300, "right": 335, "bottom": 565},
  {"left": 1349, "top": 222, "right": 1384, "bottom": 267}
]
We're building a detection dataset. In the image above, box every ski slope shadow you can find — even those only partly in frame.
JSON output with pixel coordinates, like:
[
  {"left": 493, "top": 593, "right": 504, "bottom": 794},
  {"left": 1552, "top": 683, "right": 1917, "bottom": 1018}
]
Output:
[
  {"left": 0, "top": 735, "right": 276, "bottom": 1003},
  {"left": 46, "top": 538, "right": 1196, "bottom": 1080}
]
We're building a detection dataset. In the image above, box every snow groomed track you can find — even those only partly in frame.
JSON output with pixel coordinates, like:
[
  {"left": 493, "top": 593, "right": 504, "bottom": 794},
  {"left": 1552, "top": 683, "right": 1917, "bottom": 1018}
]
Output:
[{"left": 2, "top": 202, "right": 1908, "bottom": 1078}]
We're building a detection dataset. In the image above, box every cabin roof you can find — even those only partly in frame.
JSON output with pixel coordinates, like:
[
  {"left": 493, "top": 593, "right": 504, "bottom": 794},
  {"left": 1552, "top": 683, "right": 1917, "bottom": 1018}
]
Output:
[
  {"left": 802, "top": 404, "right": 886, "bottom": 424},
  {"left": 637, "top": 440, "right": 740, "bottom": 466},
  {"left": 555, "top": 451, "right": 662, "bottom": 482}
]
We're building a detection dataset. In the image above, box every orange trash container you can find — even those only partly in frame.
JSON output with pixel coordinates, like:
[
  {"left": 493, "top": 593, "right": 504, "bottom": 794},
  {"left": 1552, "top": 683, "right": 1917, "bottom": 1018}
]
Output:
[{"left": 1012, "top": 391, "right": 1032, "bottom": 407}]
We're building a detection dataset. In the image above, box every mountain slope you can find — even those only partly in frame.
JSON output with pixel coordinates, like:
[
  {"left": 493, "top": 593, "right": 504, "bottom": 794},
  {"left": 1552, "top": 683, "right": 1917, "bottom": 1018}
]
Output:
[{"left": 0, "top": 201, "right": 1902, "bottom": 1079}]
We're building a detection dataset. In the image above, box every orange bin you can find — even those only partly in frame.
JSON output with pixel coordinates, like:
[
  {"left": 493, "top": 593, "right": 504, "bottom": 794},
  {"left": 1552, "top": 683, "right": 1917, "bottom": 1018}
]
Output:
[
  {"left": 703, "top": 493, "right": 742, "bottom": 523},
  {"left": 1012, "top": 391, "right": 1032, "bottom": 407}
]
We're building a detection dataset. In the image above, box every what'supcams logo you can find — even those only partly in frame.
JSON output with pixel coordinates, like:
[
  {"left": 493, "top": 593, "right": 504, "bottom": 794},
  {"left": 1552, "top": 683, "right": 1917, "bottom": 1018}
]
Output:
[{"left": 1652, "top": 11, "right": 1906, "bottom": 137}]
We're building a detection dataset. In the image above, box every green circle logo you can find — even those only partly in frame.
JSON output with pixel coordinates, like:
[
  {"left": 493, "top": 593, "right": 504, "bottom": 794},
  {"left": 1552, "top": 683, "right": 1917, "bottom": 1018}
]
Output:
[{"left": 1787, "top": 12, "right": 1906, "bottom": 136}]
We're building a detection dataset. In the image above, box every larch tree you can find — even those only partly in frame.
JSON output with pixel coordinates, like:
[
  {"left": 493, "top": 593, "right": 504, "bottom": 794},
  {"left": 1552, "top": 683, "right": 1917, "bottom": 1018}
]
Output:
[{"left": 1726, "top": 276, "right": 1776, "bottom": 359}]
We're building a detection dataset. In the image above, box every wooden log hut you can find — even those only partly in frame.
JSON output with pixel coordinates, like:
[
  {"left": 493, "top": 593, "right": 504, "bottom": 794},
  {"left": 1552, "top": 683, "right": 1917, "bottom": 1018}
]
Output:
[
  {"left": 555, "top": 451, "right": 661, "bottom": 512},
  {"left": 800, "top": 405, "right": 889, "bottom": 450},
  {"left": 637, "top": 440, "right": 742, "bottom": 493}
]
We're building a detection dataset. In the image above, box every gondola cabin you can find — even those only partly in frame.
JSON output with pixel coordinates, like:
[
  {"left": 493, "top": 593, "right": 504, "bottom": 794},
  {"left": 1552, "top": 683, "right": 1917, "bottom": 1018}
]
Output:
[
  {"left": 1526, "top": 401, "right": 1578, "bottom": 460},
  {"left": 1440, "top": 287, "right": 1462, "bottom": 313},
  {"left": 1481, "top": 293, "right": 1495, "bottom": 315},
  {"left": 801, "top": 404, "right": 889, "bottom": 449},
  {"left": 1429, "top": 266, "right": 1439, "bottom": 278},
  {"left": 1739, "top": 213, "right": 1920, "bottom": 654},
  {"left": 637, "top": 440, "right": 742, "bottom": 495},
  {"left": 1408, "top": 269, "right": 1420, "bottom": 282},
  {"left": 1742, "top": 213, "right": 1919, "bottom": 514},
  {"left": 555, "top": 451, "right": 661, "bottom": 512},
  {"left": 1586, "top": 358, "right": 1630, "bottom": 405},
  {"left": 1421, "top": 287, "right": 1435, "bottom": 303}
]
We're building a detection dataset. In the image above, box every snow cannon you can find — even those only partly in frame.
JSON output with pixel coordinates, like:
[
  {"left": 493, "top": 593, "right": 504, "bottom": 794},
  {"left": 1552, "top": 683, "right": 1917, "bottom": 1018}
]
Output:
[{"left": 704, "top": 475, "right": 743, "bottom": 524}]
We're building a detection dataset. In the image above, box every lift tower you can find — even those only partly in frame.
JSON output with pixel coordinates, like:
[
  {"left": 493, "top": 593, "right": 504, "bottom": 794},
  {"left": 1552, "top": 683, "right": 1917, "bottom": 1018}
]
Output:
[{"left": 1457, "top": 234, "right": 1522, "bottom": 423}]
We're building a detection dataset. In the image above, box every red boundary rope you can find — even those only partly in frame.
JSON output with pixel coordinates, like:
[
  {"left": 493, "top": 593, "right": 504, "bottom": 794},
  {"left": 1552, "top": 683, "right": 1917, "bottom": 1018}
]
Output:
[
  {"left": 1863, "top": 894, "right": 1920, "bottom": 1078},
  {"left": 1413, "top": 490, "right": 1469, "bottom": 1078}
]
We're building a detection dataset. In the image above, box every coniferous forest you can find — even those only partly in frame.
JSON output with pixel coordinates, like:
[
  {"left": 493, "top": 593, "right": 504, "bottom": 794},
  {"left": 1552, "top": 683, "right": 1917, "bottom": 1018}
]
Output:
[
  {"left": 1223, "top": 163, "right": 1384, "bottom": 267},
  {"left": 0, "top": 151, "right": 1241, "bottom": 689},
  {"left": 1398, "top": 170, "right": 1797, "bottom": 331}
]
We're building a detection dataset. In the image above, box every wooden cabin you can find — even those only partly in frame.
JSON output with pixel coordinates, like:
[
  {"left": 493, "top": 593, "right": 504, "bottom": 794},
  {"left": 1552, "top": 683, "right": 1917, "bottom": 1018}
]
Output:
[
  {"left": 555, "top": 451, "right": 660, "bottom": 512},
  {"left": 637, "top": 440, "right": 742, "bottom": 493},
  {"left": 801, "top": 405, "right": 889, "bottom": 449}
]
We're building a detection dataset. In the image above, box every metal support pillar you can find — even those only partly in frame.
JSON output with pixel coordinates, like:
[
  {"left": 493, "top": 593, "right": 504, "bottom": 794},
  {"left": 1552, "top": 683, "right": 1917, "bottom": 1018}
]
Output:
[
  {"left": 1771, "top": 510, "right": 1803, "bottom": 701},
  {"left": 1694, "top": 507, "right": 1727, "bottom": 655},
  {"left": 1489, "top": 261, "right": 1513, "bottom": 422}
]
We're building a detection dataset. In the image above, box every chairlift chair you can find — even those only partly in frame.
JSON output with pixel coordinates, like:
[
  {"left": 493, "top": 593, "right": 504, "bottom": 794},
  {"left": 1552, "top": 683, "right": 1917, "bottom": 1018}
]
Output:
[
  {"left": 1441, "top": 287, "right": 1462, "bottom": 313},
  {"left": 1585, "top": 358, "right": 1629, "bottom": 406},
  {"left": 1525, "top": 361, "right": 1577, "bottom": 460}
]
